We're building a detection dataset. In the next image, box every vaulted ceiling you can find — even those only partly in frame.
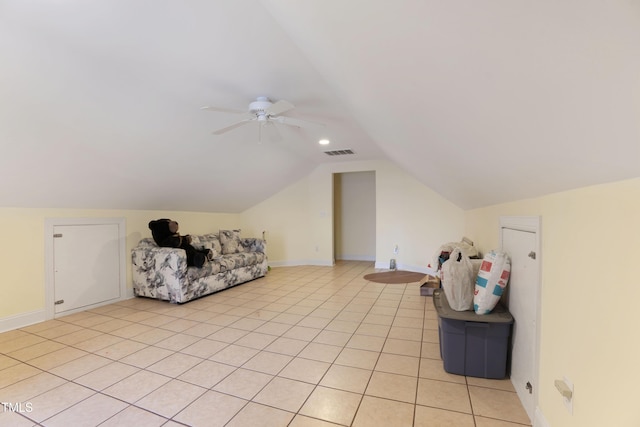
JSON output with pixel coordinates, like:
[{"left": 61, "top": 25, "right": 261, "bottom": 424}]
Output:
[{"left": 1, "top": 1, "right": 638, "bottom": 212}]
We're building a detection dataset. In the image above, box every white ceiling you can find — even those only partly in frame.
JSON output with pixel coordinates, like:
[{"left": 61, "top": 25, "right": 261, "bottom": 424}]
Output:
[{"left": 1, "top": 0, "right": 638, "bottom": 212}]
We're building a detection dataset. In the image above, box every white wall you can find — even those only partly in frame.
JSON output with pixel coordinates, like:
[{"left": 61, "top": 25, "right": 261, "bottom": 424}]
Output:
[
  {"left": 240, "top": 174, "right": 318, "bottom": 265},
  {"left": 465, "top": 178, "right": 640, "bottom": 427},
  {"left": 334, "top": 171, "right": 376, "bottom": 261},
  {"left": 241, "top": 159, "right": 465, "bottom": 271},
  {"left": 0, "top": 208, "right": 240, "bottom": 329},
  {"left": 1, "top": 159, "right": 465, "bottom": 328},
  {"left": 373, "top": 160, "right": 465, "bottom": 271}
]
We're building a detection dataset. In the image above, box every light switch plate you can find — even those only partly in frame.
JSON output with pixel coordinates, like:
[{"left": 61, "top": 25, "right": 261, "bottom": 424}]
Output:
[{"left": 562, "top": 376, "right": 574, "bottom": 414}]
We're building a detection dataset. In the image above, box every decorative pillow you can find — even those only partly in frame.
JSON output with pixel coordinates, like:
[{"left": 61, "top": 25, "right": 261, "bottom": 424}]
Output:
[
  {"left": 190, "top": 234, "right": 221, "bottom": 258},
  {"left": 211, "top": 233, "right": 223, "bottom": 255},
  {"left": 474, "top": 250, "right": 511, "bottom": 315},
  {"left": 219, "top": 229, "right": 245, "bottom": 254},
  {"left": 201, "top": 233, "right": 222, "bottom": 256}
]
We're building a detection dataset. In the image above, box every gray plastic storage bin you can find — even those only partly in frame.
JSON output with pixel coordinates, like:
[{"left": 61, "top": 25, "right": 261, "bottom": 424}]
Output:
[{"left": 433, "top": 289, "right": 513, "bottom": 379}]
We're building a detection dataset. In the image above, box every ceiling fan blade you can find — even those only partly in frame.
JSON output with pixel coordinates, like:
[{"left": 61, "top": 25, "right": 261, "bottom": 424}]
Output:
[
  {"left": 262, "top": 121, "right": 282, "bottom": 143},
  {"left": 273, "top": 115, "right": 325, "bottom": 129},
  {"left": 265, "top": 99, "right": 294, "bottom": 116},
  {"left": 201, "top": 105, "right": 245, "bottom": 114},
  {"left": 212, "top": 119, "right": 253, "bottom": 135}
]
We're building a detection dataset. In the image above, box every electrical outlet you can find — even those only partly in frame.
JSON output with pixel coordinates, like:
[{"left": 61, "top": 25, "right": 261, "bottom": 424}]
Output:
[{"left": 393, "top": 245, "right": 399, "bottom": 255}]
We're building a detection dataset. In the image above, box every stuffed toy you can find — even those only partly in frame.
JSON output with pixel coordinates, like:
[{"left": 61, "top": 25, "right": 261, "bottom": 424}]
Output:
[{"left": 148, "top": 219, "right": 212, "bottom": 268}]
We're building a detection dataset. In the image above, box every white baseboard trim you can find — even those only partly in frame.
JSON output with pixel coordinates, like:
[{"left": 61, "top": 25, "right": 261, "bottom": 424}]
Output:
[
  {"left": 269, "top": 259, "right": 335, "bottom": 267},
  {"left": 374, "top": 261, "right": 394, "bottom": 270},
  {"left": 373, "top": 261, "right": 437, "bottom": 276},
  {"left": 0, "top": 309, "right": 46, "bottom": 333},
  {"left": 1, "top": 293, "right": 137, "bottom": 334},
  {"left": 336, "top": 255, "right": 376, "bottom": 262},
  {"left": 54, "top": 297, "right": 128, "bottom": 320},
  {"left": 269, "top": 259, "right": 437, "bottom": 274},
  {"left": 534, "top": 407, "right": 550, "bottom": 427}
]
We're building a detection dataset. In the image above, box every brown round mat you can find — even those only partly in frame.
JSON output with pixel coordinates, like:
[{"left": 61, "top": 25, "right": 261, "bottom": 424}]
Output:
[{"left": 363, "top": 270, "right": 426, "bottom": 284}]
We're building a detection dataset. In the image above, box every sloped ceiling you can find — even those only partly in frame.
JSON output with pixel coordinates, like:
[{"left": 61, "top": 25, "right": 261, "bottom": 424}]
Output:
[{"left": 1, "top": 1, "right": 638, "bottom": 212}]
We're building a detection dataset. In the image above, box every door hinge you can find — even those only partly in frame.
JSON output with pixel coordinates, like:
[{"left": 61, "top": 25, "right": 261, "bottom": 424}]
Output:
[
  {"left": 528, "top": 251, "right": 536, "bottom": 260},
  {"left": 54, "top": 300, "right": 64, "bottom": 305},
  {"left": 526, "top": 381, "right": 533, "bottom": 394},
  {"left": 53, "top": 233, "right": 63, "bottom": 238}
]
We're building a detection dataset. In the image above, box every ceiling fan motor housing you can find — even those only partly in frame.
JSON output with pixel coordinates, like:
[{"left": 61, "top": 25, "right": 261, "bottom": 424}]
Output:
[
  {"left": 205, "top": 96, "right": 308, "bottom": 137},
  {"left": 250, "top": 97, "right": 273, "bottom": 118}
]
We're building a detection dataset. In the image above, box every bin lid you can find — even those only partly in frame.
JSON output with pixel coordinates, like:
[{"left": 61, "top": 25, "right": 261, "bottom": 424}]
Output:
[{"left": 433, "top": 289, "right": 513, "bottom": 323}]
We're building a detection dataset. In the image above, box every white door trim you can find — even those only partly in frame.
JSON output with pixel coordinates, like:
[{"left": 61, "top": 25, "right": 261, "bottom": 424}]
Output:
[
  {"left": 499, "top": 215, "right": 542, "bottom": 423},
  {"left": 44, "top": 217, "right": 127, "bottom": 320}
]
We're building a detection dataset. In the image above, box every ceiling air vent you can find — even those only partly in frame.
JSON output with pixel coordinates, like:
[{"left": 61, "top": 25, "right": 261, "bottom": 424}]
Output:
[{"left": 324, "top": 149, "right": 355, "bottom": 156}]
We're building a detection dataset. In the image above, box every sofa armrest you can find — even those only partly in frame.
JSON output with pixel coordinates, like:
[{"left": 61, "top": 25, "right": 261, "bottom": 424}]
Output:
[
  {"left": 132, "top": 246, "right": 188, "bottom": 272},
  {"left": 132, "top": 246, "right": 189, "bottom": 301},
  {"left": 242, "top": 238, "right": 266, "bottom": 253}
]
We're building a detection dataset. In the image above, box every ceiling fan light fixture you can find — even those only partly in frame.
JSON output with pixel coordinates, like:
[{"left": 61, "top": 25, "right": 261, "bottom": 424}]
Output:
[
  {"left": 319, "top": 138, "right": 330, "bottom": 145},
  {"left": 204, "top": 96, "right": 322, "bottom": 142}
]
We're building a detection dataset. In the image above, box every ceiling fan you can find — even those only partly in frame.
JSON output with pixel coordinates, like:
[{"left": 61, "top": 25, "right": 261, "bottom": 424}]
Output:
[{"left": 201, "top": 96, "right": 323, "bottom": 142}]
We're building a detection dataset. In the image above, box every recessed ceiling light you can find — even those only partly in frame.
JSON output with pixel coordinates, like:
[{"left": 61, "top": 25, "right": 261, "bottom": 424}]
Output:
[{"left": 319, "top": 139, "right": 330, "bottom": 145}]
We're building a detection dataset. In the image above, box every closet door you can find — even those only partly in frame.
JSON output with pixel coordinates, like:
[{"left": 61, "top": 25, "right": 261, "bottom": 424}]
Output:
[
  {"left": 48, "top": 219, "right": 124, "bottom": 316},
  {"left": 500, "top": 216, "right": 541, "bottom": 424}
]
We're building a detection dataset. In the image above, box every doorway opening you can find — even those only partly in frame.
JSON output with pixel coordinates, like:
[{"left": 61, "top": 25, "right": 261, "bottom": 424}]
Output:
[{"left": 333, "top": 171, "right": 376, "bottom": 262}]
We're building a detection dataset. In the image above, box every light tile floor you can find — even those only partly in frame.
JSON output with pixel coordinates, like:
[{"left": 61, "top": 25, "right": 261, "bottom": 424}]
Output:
[{"left": 0, "top": 261, "right": 531, "bottom": 426}]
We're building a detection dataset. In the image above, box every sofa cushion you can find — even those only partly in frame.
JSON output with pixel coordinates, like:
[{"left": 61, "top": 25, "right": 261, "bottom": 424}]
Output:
[
  {"left": 190, "top": 233, "right": 222, "bottom": 257},
  {"left": 218, "top": 252, "right": 265, "bottom": 272},
  {"left": 186, "top": 258, "right": 222, "bottom": 281},
  {"left": 219, "top": 229, "right": 246, "bottom": 254}
]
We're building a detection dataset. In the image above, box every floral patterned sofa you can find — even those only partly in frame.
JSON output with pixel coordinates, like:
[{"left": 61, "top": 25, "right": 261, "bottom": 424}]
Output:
[{"left": 132, "top": 230, "right": 267, "bottom": 303}]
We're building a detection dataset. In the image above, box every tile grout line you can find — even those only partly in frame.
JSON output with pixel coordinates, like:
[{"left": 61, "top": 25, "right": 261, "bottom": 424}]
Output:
[{"left": 0, "top": 262, "right": 527, "bottom": 426}]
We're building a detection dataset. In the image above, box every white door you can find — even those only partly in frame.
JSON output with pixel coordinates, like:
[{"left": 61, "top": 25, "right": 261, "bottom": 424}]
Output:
[
  {"left": 53, "top": 224, "right": 121, "bottom": 314},
  {"left": 501, "top": 224, "right": 539, "bottom": 422}
]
